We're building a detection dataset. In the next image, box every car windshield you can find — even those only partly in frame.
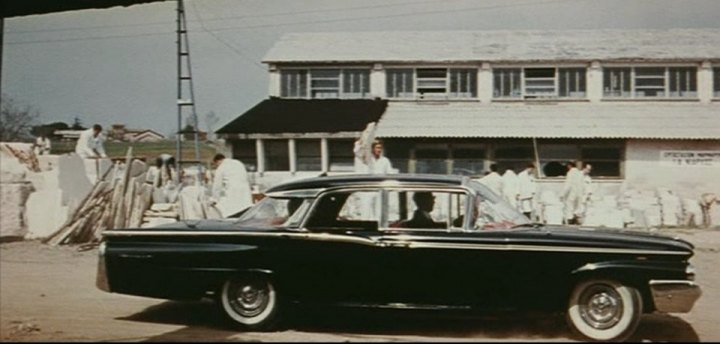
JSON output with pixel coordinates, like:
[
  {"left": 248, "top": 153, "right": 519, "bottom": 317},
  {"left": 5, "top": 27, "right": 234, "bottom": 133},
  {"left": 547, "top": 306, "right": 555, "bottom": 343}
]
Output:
[
  {"left": 235, "top": 196, "right": 310, "bottom": 228},
  {"left": 467, "top": 179, "right": 531, "bottom": 230}
]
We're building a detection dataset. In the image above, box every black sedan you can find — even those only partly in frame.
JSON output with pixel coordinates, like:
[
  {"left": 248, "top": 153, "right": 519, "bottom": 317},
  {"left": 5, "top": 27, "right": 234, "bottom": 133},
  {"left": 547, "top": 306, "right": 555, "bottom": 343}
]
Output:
[{"left": 96, "top": 174, "right": 701, "bottom": 341}]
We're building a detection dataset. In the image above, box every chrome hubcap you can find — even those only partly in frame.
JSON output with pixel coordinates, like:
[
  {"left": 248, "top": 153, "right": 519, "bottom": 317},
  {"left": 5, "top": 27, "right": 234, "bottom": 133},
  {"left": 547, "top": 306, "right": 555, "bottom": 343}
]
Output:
[
  {"left": 228, "top": 278, "right": 269, "bottom": 318},
  {"left": 579, "top": 285, "right": 623, "bottom": 329}
]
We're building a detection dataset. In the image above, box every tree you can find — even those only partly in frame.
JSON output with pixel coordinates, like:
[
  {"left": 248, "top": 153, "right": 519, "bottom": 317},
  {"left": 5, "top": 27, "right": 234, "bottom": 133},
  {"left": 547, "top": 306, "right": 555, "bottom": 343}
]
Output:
[
  {"left": 1, "top": 94, "right": 39, "bottom": 142},
  {"left": 31, "top": 121, "right": 69, "bottom": 139},
  {"left": 71, "top": 117, "right": 86, "bottom": 130}
]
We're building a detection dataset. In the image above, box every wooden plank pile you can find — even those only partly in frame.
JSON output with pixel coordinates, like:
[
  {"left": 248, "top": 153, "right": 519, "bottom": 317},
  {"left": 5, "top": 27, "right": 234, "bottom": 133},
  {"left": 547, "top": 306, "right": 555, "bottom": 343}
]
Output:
[
  {"left": 44, "top": 148, "right": 155, "bottom": 245},
  {"left": 1, "top": 143, "right": 40, "bottom": 172}
]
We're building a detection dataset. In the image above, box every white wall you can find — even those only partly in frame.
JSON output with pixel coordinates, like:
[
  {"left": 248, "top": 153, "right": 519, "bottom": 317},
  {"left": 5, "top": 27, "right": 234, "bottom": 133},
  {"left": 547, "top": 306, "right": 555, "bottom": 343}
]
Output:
[{"left": 625, "top": 139, "right": 720, "bottom": 199}]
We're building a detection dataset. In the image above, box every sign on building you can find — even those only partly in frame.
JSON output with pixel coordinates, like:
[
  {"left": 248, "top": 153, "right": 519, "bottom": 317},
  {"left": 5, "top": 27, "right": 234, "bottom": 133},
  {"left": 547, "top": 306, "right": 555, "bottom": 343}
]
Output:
[{"left": 660, "top": 151, "right": 720, "bottom": 167}]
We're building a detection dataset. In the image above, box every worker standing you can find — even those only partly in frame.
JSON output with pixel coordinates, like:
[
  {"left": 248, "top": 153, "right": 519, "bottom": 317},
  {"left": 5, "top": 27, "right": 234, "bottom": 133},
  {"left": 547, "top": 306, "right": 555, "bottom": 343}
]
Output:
[
  {"left": 502, "top": 167, "right": 520, "bottom": 209},
  {"left": 367, "top": 140, "right": 394, "bottom": 174},
  {"left": 209, "top": 154, "right": 253, "bottom": 218},
  {"left": 75, "top": 124, "right": 107, "bottom": 158},
  {"left": 562, "top": 160, "right": 584, "bottom": 225},
  {"left": 517, "top": 162, "right": 537, "bottom": 219},
  {"left": 477, "top": 163, "right": 504, "bottom": 197}
]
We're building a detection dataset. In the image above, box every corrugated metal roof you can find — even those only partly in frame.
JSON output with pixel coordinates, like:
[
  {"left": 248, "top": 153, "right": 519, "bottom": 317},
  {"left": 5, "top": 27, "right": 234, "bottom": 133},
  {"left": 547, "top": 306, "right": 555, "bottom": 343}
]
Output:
[
  {"left": 374, "top": 102, "right": 720, "bottom": 140},
  {"left": 263, "top": 29, "right": 720, "bottom": 63}
]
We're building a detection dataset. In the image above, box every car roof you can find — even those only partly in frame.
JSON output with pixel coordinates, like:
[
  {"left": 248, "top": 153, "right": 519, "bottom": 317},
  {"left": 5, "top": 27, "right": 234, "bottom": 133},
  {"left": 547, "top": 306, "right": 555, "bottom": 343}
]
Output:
[{"left": 266, "top": 173, "right": 468, "bottom": 193}]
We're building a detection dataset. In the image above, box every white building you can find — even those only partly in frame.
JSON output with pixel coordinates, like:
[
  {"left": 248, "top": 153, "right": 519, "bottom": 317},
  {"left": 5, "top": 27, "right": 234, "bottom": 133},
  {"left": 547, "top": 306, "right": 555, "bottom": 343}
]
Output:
[{"left": 217, "top": 29, "right": 720, "bottom": 201}]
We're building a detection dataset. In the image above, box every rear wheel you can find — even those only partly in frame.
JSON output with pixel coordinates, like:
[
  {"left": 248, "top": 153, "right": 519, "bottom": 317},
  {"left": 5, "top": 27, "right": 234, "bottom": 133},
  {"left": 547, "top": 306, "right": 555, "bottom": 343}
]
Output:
[
  {"left": 566, "top": 279, "right": 642, "bottom": 342},
  {"left": 219, "top": 274, "right": 280, "bottom": 331}
]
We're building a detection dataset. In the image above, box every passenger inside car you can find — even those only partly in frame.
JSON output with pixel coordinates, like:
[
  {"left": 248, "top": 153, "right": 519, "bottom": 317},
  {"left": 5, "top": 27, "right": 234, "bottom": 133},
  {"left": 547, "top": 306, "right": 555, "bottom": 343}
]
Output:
[{"left": 401, "top": 191, "right": 447, "bottom": 229}]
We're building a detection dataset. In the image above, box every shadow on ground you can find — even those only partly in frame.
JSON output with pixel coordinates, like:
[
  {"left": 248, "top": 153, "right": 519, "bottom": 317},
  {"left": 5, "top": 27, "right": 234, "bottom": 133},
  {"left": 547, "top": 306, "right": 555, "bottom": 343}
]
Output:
[{"left": 118, "top": 300, "right": 699, "bottom": 342}]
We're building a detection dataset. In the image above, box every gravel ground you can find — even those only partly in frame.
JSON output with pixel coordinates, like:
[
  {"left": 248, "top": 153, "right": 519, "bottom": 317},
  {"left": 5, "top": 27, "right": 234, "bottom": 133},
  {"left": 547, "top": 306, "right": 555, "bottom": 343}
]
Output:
[{"left": 1, "top": 227, "right": 718, "bottom": 342}]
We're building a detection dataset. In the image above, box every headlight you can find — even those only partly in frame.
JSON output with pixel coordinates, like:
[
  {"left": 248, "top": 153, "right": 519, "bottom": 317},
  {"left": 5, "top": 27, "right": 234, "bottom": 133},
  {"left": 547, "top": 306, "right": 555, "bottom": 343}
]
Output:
[{"left": 686, "top": 264, "right": 695, "bottom": 281}]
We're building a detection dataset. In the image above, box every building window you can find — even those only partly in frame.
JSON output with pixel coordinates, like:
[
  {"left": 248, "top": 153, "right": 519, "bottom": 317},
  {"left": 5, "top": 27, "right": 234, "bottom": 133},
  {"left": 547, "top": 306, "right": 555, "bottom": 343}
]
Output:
[
  {"left": 452, "top": 147, "right": 485, "bottom": 176},
  {"left": 493, "top": 68, "right": 521, "bottom": 98},
  {"left": 387, "top": 68, "right": 477, "bottom": 99},
  {"left": 449, "top": 69, "right": 477, "bottom": 98},
  {"left": 603, "top": 66, "right": 697, "bottom": 99},
  {"left": 329, "top": 139, "right": 355, "bottom": 172},
  {"left": 493, "top": 67, "right": 586, "bottom": 99},
  {"left": 232, "top": 140, "right": 257, "bottom": 172},
  {"left": 343, "top": 69, "right": 371, "bottom": 98},
  {"left": 280, "top": 70, "right": 307, "bottom": 98},
  {"left": 386, "top": 69, "right": 414, "bottom": 98},
  {"left": 714, "top": 68, "right": 720, "bottom": 98},
  {"left": 264, "top": 140, "right": 289, "bottom": 171},
  {"left": 296, "top": 139, "right": 321, "bottom": 171},
  {"left": 281, "top": 69, "right": 370, "bottom": 99},
  {"left": 414, "top": 148, "right": 447, "bottom": 174},
  {"left": 310, "top": 69, "right": 341, "bottom": 99}
]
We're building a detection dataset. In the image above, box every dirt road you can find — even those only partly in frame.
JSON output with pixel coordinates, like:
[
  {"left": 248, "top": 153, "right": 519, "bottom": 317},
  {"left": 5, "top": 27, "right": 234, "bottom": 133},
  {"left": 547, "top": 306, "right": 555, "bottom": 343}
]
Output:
[{"left": 1, "top": 228, "right": 718, "bottom": 342}]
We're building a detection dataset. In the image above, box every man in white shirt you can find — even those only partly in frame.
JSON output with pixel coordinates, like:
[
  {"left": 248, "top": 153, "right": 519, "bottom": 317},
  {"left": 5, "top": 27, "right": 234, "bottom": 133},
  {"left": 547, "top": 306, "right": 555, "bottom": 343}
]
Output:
[
  {"left": 577, "top": 163, "right": 595, "bottom": 222},
  {"left": 502, "top": 167, "right": 520, "bottom": 209},
  {"left": 562, "top": 160, "right": 585, "bottom": 225},
  {"left": 477, "top": 163, "right": 503, "bottom": 197},
  {"left": 210, "top": 154, "right": 253, "bottom": 218},
  {"left": 75, "top": 124, "right": 107, "bottom": 158},
  {"left": 517, "top": 162, "right": 537, "bottom": 219},
  {"left": 368, "top": 140, "right": 395, "bottom": 174}
]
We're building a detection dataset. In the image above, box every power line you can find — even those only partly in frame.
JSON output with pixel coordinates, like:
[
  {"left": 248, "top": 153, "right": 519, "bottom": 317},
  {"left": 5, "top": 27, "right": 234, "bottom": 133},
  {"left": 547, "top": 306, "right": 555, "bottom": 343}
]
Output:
[
  {"left": 5, "top": 0, "right": 451, "bottom": 35},
  {"left": 188, "top": 0, "right": 266, "bottom": 71},
  {"left": 5, "top": 0, "right": 578, "bottom": 45}
]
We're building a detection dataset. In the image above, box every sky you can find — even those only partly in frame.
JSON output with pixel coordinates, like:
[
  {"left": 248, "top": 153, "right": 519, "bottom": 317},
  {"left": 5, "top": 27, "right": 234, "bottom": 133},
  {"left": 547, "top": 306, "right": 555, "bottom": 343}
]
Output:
[{"left": 3, "top": 0, "right": 720, "bottom": 137}]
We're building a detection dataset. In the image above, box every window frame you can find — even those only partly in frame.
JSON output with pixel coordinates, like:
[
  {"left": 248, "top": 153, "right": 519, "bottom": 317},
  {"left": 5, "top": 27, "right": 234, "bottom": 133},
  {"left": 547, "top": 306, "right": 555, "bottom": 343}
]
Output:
[
  {"left": 386, "top": 66, "right": 479, "bottom": 100},
  {"left": 602, "top": 65, "right": 699, "bottom": 100},
  {"left": 492, "top": 66, "right": 588, "bottom": 100},
  {"left": 279, "top": 67, "right": 371, "bottom": 99}
]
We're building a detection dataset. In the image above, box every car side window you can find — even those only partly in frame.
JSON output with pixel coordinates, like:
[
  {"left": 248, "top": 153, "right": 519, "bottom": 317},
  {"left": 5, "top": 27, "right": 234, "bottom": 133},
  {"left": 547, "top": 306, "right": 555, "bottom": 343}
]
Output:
[
  {"left": 386, "top": 190, "right": 467, "bottom": 230},
  {"left": 305, "top": 190, "right": 381, "bottom": 231}
]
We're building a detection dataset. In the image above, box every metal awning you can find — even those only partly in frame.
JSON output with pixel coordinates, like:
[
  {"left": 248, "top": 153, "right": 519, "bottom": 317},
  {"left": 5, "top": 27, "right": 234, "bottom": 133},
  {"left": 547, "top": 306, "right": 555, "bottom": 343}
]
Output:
[
  {"left": 374, "top": 102, "right": 720, "bottom": 140},
  {"left": 2, "top": 1, "right": 167, "bottom": 18}
]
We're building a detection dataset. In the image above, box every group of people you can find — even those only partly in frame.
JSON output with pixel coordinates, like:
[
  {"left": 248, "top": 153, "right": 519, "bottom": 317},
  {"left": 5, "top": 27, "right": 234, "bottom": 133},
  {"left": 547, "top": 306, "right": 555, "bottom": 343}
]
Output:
[
  {"left": 477, "top": 162, "right": 538, "bottom": 219},
  {"left": 476, "top": 160, "right": 594, "bottom": 225}
]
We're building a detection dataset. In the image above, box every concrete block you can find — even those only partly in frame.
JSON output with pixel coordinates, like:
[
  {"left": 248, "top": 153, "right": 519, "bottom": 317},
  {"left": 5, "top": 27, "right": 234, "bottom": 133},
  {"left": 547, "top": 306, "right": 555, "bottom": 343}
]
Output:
[
  {"left": 0, "top": 152, "right": 29, "bottom": 183},
  {"left": 0, "top": 183, "right": 33, "bottom": 239},
  {"left": 25, "top": 188, "right": 67, "bottom": 239}
]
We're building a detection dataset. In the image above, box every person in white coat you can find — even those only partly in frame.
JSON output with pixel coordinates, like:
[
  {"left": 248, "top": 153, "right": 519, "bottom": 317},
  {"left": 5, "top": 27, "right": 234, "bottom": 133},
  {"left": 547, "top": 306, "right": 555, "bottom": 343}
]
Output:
[
  {"left": 210, "top": 154, "right": 253, "bottom": 218},
  {"left": 477, "top": 163, "right": 503, "bottom": 197},
  {"left": 562, "top": 160, "right": 585, "bottom": 225},
  {"left": 368, "top": 140, "right": 394, "bottom": 174},
  {"left": 34, "top": 135, "right": 51, "bottom": 155},
  {"left": 75, "top": 124, "right": 107, "bottom": 158},
  {"left": 502, "top": 167, "right": 520, "bottom": 209},
  {"left": 577, "top": 163, "right": 595, "bottom": 222},
  {"left": 517, "top": 162, "right": 537, "bottom": 219}
]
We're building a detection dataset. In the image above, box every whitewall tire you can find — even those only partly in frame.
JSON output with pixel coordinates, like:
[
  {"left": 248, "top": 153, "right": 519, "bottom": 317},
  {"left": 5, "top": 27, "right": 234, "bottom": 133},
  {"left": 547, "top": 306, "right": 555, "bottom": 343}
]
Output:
[
  {"left": 566, "top": 279, "right": 642, "bottom": 342},
  {"left": 220, "top": 274, "right": 279, "bottom": 330}
]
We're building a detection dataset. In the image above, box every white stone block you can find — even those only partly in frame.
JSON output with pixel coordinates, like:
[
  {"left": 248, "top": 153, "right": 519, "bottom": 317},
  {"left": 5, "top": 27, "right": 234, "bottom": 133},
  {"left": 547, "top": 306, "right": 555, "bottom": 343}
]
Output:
[
  {"left": 25, "top": 188, "right": 67, "bottom": 239},
  {"left": 0, "top": 152, "right": 29, "bottom": 183}
]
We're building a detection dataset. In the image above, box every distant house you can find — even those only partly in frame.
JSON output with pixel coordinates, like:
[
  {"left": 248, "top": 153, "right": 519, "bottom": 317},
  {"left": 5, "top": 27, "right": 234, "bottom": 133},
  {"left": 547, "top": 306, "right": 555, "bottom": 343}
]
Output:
[
  {"left": 127, "top": 129, "right": 165, "bottom": 142},
  {"left": 110, "top": 124, "right": 166, "bottom": 142},
  {"left": 53, "top": 129, "right": 85, "bottom": 141}
]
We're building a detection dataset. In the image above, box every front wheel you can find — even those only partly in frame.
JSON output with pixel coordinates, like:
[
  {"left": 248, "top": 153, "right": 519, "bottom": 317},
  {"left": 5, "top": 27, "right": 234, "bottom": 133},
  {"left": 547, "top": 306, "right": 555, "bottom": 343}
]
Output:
[
  {"left": 219, "top": 274, "right": 280, "bottom": 331},
  {"left": 566, "top": 279, "right": 642, "bottom": 342}
]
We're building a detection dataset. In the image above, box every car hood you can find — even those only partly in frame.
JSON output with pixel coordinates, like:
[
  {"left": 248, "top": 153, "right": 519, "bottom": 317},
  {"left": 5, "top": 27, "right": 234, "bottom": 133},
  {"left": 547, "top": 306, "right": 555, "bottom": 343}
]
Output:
[{"left": 528, "top": 225, "right": 695, "bottom": 255}]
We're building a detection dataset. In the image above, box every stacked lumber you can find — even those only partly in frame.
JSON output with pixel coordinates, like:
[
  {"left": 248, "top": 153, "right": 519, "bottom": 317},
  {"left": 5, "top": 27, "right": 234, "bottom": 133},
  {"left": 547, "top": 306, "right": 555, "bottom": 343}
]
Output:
[
  {"left": 1, "top": 143, "right": 40, "bottom": 172},
  {"left": 141, "top": 203, "right": 179, "bottom": 228},
  {"left": 43, "top": 148, "right": 153, "bottom": 245}
]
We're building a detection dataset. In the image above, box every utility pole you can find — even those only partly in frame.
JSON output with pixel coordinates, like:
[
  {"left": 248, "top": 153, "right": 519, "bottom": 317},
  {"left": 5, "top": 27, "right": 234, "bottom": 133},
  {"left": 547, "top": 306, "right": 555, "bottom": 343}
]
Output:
[{"left": 175, "top": 0, "right": 201, "bottom": 182}]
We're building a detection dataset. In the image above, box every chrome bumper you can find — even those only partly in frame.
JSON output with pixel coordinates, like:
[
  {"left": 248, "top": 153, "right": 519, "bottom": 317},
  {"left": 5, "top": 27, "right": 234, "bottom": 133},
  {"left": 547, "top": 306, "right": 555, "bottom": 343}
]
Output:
[
  {"left": 96, "top": 242, "right": 111, "bottom": 292},
  {"left": 649, "top": 280, "right": 701, "bottom": 313}
]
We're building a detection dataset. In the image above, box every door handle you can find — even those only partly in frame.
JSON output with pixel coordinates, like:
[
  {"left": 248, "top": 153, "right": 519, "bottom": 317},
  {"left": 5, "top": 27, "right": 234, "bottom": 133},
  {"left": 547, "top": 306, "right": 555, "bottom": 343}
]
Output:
[{"left": 119, "top": 254, "right": 153, "bottom": 259}]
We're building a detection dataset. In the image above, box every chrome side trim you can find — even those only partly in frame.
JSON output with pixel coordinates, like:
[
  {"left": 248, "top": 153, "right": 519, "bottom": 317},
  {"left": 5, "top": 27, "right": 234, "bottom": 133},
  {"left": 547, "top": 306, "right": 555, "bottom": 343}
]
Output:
[
  {"left": 649, "top": 280, "right": 702, "bottom": 313},
  {"left": 103, "top": 230, "right": 688, "bottom": 256},
  {"left": 407, "top": 242, "right": 689, "bottom": 255}
]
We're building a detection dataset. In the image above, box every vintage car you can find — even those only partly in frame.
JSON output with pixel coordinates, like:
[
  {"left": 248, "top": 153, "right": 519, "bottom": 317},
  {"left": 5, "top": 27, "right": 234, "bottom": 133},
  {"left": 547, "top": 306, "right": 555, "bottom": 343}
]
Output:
[{"left": 96, "top": 174, "right": 701, "bottom": 341}]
